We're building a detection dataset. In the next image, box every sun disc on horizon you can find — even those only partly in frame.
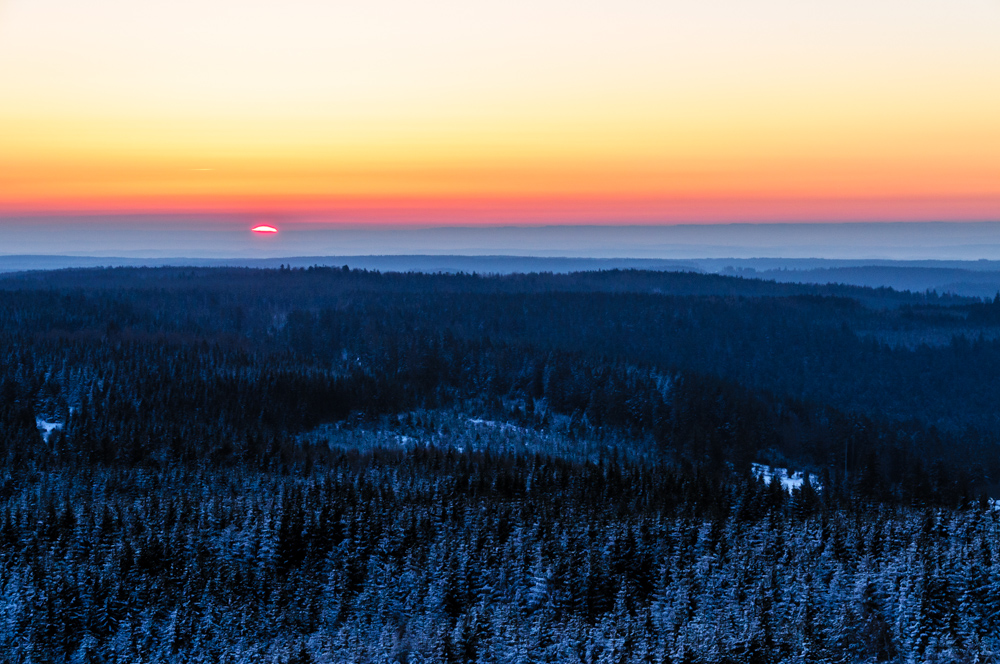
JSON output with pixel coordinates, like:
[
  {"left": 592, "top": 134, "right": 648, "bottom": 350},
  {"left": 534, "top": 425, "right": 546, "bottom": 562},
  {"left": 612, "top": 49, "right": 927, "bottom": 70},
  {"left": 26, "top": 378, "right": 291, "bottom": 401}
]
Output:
[{"left": 251, "top": 224, "right": 278, "bottom": 234}]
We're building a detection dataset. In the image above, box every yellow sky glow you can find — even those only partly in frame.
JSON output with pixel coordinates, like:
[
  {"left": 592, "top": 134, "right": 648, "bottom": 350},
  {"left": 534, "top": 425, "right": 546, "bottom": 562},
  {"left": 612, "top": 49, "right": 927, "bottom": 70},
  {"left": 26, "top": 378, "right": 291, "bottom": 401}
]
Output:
[{"left": 1, "top": 0, "right": 998, "bottom": 222}]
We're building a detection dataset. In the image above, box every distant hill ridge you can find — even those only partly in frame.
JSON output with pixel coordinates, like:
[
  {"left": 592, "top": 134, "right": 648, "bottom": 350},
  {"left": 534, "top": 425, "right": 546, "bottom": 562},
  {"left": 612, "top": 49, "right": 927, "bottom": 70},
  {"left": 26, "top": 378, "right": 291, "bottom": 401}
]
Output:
[{"left": 5, "top": 254, "right": 1000, "bottom": 297}]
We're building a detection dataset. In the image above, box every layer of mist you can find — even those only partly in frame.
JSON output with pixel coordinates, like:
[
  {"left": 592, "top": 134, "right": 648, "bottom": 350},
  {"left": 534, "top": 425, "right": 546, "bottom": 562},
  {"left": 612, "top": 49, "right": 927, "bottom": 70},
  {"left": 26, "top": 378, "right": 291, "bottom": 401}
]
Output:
[{"left": 4, "top": 217, "right": 1000, "bottom": 260}]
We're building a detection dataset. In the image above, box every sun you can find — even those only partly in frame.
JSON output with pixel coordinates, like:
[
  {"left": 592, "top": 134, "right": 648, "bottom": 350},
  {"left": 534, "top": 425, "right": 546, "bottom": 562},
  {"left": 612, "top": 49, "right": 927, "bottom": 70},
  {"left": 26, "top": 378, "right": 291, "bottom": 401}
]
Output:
[{"left": 251, "top": 225, "right": 278, "bottom": 234}]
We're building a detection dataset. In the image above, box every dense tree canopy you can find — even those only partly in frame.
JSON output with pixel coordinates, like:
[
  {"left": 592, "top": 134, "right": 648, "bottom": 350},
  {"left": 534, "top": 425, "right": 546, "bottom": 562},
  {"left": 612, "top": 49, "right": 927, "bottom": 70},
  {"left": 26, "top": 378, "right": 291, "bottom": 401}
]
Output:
[{"left": 1, "top": 266, "right": 999, "bottom": 662}]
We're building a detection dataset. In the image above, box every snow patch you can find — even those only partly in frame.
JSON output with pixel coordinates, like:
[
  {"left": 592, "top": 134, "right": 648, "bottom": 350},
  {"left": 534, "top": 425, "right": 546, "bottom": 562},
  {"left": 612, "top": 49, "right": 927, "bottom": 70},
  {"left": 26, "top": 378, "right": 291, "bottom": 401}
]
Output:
[
  {"left": 752, "top": 463, "right": 821, "bottom": 493},
  {"left": 36, "top": 419, "right": 63, "bottom": 443},
  {"left": 467, "top": 418, "right": 526, "bottom": 433}
]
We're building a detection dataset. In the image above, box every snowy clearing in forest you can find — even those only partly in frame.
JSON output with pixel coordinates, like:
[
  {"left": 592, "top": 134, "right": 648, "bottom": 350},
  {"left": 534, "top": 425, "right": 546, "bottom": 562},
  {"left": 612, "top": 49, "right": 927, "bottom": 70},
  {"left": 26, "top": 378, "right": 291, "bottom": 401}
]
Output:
[
  {"left": 36, "top": 419, "right": 63, "bottom": 443},
  {"left": 752, "top": 463, "right": 821, "bottom": 492},
  {"left": 467, "top": 418, "right": 529, "bottom": 434},
  {"left": 295, "top": 408, "right": 657, "bottom": 465}
]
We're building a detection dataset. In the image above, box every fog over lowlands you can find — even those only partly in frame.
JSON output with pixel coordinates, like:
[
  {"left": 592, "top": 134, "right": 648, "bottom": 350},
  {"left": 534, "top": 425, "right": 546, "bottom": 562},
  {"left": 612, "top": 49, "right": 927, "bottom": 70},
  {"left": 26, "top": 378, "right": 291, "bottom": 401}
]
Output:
[
  {"left": 5, "top": 217, "right": 1000, "bottom": 261},
  {"left": 8, "top": 217, "right": 1000, "bottom": 295}
]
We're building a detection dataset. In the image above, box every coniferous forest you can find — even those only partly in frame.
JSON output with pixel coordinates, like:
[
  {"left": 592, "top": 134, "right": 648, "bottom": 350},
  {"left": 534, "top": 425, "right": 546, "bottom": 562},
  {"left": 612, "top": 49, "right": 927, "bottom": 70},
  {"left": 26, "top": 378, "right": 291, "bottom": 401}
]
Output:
[{"left": 4, "top": 266, "right": 1000, "bottom": 663}]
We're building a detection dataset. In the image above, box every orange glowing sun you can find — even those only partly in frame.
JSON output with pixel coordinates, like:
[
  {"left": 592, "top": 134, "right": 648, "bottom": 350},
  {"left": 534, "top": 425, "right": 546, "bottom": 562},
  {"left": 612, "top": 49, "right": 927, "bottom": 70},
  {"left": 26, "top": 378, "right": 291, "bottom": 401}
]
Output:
[{"left": 251, "top": 224, "right": 278, "bottom": 234}]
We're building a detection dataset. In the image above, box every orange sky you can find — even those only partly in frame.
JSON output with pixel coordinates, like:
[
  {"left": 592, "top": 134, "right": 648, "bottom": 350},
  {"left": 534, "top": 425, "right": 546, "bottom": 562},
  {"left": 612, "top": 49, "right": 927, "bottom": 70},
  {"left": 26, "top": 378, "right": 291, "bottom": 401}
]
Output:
[{"left": 1, "top": 0, "right": 998, "bottom": 223}]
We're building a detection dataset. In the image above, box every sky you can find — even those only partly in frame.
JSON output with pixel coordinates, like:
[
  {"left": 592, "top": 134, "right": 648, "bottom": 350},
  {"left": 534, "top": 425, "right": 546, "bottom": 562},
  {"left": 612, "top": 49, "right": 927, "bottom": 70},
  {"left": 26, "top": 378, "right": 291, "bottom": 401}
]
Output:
[{"left": 0, "top": 0, "right": 999, "bottom": 226}]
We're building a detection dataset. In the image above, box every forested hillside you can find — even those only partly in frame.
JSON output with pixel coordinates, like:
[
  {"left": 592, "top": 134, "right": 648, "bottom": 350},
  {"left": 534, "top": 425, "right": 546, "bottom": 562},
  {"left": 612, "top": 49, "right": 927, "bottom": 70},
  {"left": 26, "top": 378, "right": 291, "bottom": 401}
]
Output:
[{"left": 2, "top": 266, "right": 1000, "bottom": 662}]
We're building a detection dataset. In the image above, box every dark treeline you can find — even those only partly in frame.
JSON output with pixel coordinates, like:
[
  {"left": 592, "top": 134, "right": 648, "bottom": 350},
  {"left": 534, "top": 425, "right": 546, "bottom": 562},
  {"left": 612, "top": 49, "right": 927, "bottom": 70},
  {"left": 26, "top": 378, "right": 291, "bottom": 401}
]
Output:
[
  {"left": 3, "top": 264, "right": 965, "bottom": 301},
  {"left": 1, "top": 268, "right": 997, "bottom": 494},
  {"left": 2, "top": 266, "right": 1000, "bottom": 662}
]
